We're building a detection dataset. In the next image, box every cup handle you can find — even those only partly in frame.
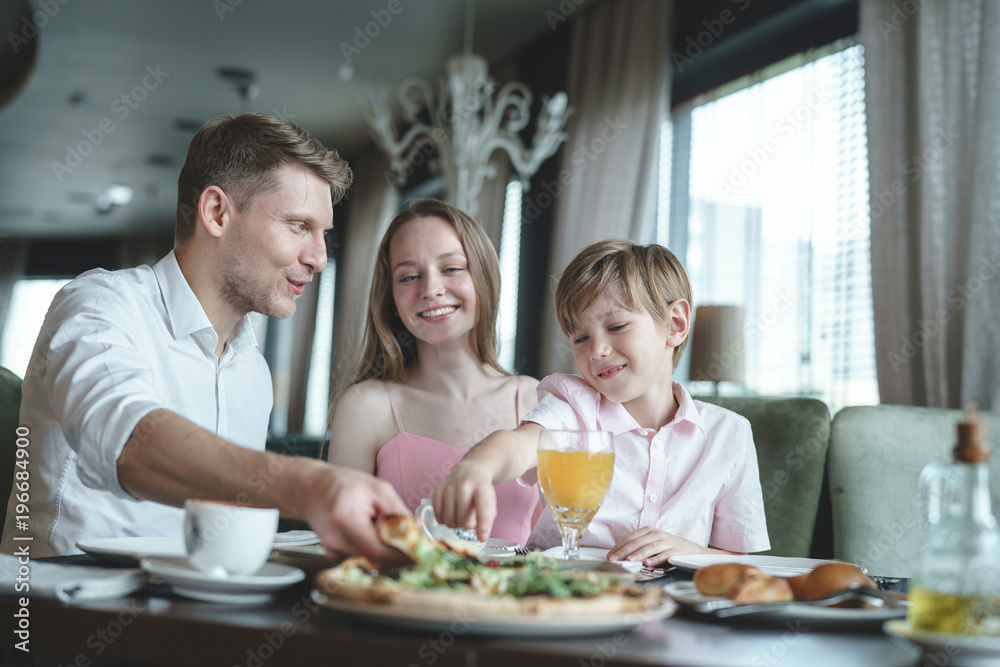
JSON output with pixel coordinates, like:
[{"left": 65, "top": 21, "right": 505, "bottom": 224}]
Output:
[{"left": 416, "top": 501, "right": 437, "bottom": 540}]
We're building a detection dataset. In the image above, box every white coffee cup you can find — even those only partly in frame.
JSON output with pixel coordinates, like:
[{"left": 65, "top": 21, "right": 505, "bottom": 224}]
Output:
[
  {"left": 416, "top": 498, "right": 483, "bottom": 545},
  {"left": 183, "top": 499, "right": 279, "bottom": 576}
]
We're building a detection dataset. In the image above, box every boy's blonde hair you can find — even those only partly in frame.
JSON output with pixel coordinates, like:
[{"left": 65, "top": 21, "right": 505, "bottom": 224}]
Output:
[{"left": 554, "top": 239, "right": 693, "bottom": 366}]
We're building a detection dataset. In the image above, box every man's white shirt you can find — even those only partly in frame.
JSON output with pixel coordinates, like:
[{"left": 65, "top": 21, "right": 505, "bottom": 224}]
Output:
[{"left": 0, "top": 251, "right": 272, "bottom": 556}]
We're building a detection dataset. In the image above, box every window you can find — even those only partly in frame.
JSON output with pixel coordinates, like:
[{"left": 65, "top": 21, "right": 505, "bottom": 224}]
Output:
[
  {"left": 302, "top": 263, "right": 336, "bottom": 436},
  {"left": 0, "top": 278, "right": 70, "bottom": 379},
  {"left": 497, "top": 179, "right": 523, "bottom": 371},
  {"left": 665, "top": 41, "right": 877, "bottom": 410}
]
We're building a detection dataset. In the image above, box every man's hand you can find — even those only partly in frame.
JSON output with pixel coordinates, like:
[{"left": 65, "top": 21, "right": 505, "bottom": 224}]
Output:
[
  {"left": 432, "top": 460, "right": 497, "bottom": 542},
  {"left": 301, "top": 462, "right": 410, "bottom": 562}
]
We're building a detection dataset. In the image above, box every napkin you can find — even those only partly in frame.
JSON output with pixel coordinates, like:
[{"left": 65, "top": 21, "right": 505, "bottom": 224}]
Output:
[
  {"left": 0, "top": 554, "right": 145, "bottom": 603},
  {"left": 272, "top": 530, "right": 321, "bottom": 548}
]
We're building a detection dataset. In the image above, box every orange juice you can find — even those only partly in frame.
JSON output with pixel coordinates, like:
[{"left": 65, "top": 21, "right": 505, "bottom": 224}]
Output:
[{"left": 537, "top": 449, "right": 615, "bottom": 517}]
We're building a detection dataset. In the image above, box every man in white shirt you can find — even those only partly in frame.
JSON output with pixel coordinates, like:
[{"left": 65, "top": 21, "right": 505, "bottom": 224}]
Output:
[{"left": 0, "top": 113, "right": 407, "bottom": 559}]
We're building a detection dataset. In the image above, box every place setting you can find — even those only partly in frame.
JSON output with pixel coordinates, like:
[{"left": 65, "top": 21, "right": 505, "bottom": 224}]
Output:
[
  {"left": 74, "top": 500, "right": 310, "bottom": 605},
  {"left": 309, "top": 430, "right": 677, "bottom": 637}
]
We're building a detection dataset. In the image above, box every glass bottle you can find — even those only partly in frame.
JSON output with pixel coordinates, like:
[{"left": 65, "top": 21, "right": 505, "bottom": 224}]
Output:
[{"left": 909, "top": 403, "right": 1000, "bottom": 635}]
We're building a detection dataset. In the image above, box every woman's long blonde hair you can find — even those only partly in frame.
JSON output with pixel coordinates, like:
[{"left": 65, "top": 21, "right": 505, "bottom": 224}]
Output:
[{"left": 326, "top": 199, "right": 508, "bottom": 438}]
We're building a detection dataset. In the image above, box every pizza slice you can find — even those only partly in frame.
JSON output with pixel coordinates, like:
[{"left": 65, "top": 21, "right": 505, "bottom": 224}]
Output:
[{"left": 314, "top": 516, "right": 666, "bottom": 618}]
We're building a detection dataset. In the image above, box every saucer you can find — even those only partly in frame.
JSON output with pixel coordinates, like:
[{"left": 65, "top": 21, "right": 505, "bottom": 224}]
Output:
[
  {"left": 884, "top": 619, "right": 1000, "bottom": 665},
  {"left": 141, "top": 558, "right": 305, "bottom": 604}
]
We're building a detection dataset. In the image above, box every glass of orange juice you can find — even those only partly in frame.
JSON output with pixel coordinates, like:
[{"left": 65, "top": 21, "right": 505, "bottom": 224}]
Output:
[{"left": 537, "top": 429, "right": 614, "bottom": 559}]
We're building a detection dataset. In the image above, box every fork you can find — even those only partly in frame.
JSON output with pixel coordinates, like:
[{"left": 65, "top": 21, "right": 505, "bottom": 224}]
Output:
[
  {"left": 514, "top": 547, "right": 530, "bottom": 556},
  {"left": 698, "top": 586, "right": 903, "bottom": 618}
]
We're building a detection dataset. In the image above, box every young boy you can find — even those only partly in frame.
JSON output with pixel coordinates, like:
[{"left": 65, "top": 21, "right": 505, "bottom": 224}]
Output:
[{"left": 432, "top": 239, "right": 769, "bottom": 566}]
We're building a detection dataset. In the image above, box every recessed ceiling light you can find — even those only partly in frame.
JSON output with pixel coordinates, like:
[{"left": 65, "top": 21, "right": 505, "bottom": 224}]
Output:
[{"left": 95, "top": 185, "right": 133, "bottom": 214}]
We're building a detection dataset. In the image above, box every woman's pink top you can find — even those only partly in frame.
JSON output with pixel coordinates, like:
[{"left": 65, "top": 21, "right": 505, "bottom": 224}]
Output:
[{"left": 375, "top": 379, "right": 538, "bottom": 546}]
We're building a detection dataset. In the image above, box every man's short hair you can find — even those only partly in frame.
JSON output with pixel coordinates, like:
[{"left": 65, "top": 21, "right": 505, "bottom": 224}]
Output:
[
  {"left": 175, "top": 113, "right": 352, "bottom": 244},
  {"left": 555, "top": 238, "right": 693, "bottom": 365}
]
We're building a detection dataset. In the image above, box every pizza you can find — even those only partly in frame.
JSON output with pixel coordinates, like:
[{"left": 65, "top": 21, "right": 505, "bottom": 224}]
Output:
[{"left": 313, "top": 516, "right": 666, "bottom": 619}]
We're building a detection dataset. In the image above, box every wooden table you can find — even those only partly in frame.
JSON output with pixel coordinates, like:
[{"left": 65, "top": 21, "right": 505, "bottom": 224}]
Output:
[{"left": 1, "top": 568, "right": 928, "bottom": 667}]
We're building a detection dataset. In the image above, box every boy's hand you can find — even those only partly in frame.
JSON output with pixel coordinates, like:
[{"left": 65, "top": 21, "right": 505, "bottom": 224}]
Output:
[
  {"left": 432, "top": 460, "right": 497, "bottom": 542},
  {"left": 607, "top": 526, "right": 710, "bottom": 567}
]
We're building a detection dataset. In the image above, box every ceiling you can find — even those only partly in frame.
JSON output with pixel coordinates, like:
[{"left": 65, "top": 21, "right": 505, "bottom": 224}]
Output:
[{"left": 0, "top": 0, "right": 568, "bottom": 240}]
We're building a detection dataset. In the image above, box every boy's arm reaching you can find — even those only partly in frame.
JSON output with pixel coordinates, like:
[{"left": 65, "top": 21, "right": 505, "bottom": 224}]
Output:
[
  {"left": 433, "top": 422, "right": 543, "bottom": 541},
  {"left": 607, "top": 527, "right": 746, "bottom": 567}
]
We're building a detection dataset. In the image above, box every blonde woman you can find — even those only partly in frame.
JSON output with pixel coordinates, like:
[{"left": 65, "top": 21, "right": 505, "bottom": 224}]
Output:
[{"left": 327, "top": 199, "right": 539, "bottom": 546}]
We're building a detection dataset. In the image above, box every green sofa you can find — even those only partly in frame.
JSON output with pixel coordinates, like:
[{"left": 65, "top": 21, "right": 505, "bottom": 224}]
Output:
[
  {"left": 828, "top": 405, "right": 1000, "bottom": 578},
  {"left": 696, "top": 395, "right": 832, "bottom": 559}
]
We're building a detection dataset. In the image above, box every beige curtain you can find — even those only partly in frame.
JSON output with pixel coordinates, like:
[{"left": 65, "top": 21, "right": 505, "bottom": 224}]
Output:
[
  {"left": 539, "top": 0, "right": 673, "bottom": 375},
  {"left": 862, "top": 0, "right": 1000, "bottom": 409},
  {"left": 330, "top": 147, "right": 400, "bottom": 386}
]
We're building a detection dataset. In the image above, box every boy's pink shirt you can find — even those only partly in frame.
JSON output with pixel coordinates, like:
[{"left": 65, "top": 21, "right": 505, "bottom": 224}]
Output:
[{"left": 520, "top": 373, "right": 770, "bottom": 553}]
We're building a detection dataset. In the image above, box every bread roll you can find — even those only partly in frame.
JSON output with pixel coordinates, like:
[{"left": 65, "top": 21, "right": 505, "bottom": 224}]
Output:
[
  {"left": 693, "top": 562, "right": 762, "bottom": 596},
  {"left": 726, "top": 573, "right": 794, "bottom": 604},
  {"left": 798, "top": 562, "right": 874, "bottom": 601},
  {"left": 786, "top": 573, "right": 811, "bottom": 600}
]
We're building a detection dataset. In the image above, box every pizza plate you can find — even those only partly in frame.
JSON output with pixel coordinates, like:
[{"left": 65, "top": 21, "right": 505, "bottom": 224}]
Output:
[{"left": 310, "top": 589, "right": 676, "bottom": 637}]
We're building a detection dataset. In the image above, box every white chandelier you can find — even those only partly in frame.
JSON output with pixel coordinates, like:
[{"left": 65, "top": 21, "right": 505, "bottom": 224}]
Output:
[{"left": 362, "top": 3, "right": 572, "bottom": 217}]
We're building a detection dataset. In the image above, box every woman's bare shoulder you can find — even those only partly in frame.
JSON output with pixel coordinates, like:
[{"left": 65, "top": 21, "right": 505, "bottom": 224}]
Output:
[
  {"left": 330, "top": 380, "right": 398, "bottom": 437},
  {"left": 337, "top": 378, "right": 391, "bottom": 409}
]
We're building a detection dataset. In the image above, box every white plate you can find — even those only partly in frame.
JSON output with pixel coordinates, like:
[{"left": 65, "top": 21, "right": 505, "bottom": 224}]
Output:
[
  {"left": 480, "top": 537, "right": 520, "bottom": 558},
  {"left": 274, "top": 537, "right": 521, "bottom": 561},
  {"left": 667, "top": 554, "right": 854, "bottom": 577},
  {"left": 884, "top": 619, "right": 1000, "bottom": 665},
  {"left": 664, "top": 581, "right": 905, "bottom": 626},
  {"left": 311, "top": 589, "right": 676, "bottom": 637},
  {"left": 272, "top": 530, "right": 321, "bottom": 547},
  {"left": 540, "top": 546, "right": 644, "bottom": 573},
  {"left": 141, "top": 558, "right": 305, "bottom": 604},
  {"left": 77, "top": 536, "right": 187, "bottom": 564},
  {"left": 79, "top": 532, "right": 320, "bottom": 565}
]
